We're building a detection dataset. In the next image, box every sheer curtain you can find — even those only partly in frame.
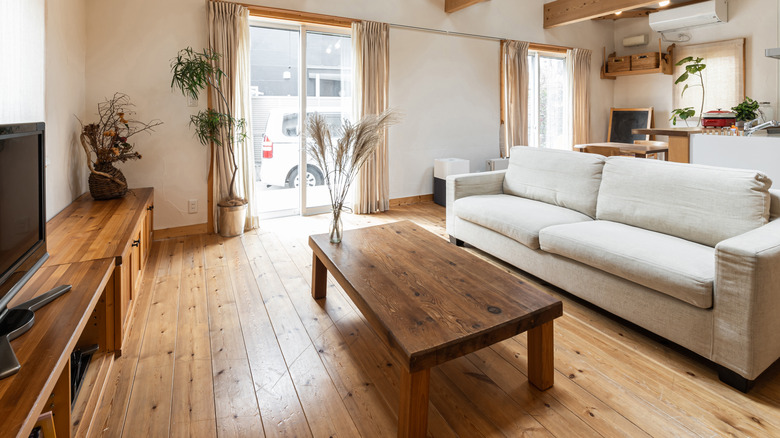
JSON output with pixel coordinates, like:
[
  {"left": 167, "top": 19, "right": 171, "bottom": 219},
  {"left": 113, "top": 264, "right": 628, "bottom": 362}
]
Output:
[
  {"left": 567, "top": 48, "right": 591, "bottom": 147},
  {"left": 352, "top": 20, "right": 390, "bottom": 214},
  {"left": 500, "top": 40, "right": 529, "bottom": 157},
  {"left": 208, "top": 0, "right": 258, "bottom": 231}
]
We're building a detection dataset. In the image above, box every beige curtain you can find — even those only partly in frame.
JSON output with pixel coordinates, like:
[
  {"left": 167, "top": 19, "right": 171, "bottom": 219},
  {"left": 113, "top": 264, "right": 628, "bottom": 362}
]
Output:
[
  {"left": 567, "top": 48, "right": 591, "bottom": 147},
  {"left": 500, "top": 40, "right": 529, "bottom": 157},
  {"left": 208, "top": 1, "right": 258, "bottom": 231},
  {"left": 352, "top": 21, "right": 390, "bottom": 214}
]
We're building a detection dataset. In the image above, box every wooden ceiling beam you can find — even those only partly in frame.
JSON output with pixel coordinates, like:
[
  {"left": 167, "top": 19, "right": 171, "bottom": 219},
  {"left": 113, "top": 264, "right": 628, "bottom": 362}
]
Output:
[
  {"left": 445, "top": 0, "right": 489, "bottom": 13},
  {"left": 544, "top": 0, "right": 660, "bottom": 28}
]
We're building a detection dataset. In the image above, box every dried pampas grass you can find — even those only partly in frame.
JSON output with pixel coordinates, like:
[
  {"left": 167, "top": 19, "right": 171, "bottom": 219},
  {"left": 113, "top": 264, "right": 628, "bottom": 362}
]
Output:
[{"left": 306, "top": 109, "right": 399, "bottom": 220}]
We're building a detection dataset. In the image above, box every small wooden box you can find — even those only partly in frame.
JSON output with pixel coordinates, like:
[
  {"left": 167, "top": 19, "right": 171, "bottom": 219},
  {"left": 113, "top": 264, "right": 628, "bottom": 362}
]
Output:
[
  {"left": 631, "top": 52, "right": 660, "bottom": 70},
  {"left": 607, "top": 56, "right": 631, "bottom": 73}
]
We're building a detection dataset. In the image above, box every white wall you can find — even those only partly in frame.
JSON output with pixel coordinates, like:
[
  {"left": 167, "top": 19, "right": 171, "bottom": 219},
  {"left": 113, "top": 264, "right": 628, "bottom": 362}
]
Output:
[
  {"left": 613, "top": 0, "right": 780, "bottom": 131},
  {"left": 0, "top": 0, "right": 45, "bottom": 124},
  {"left": 388, "top": 29, "right": 499, "bottom": 198},
  {"left": 45, "top": 0, "right": 89, "bottom": 219},
  {"left": 82, "top": 0, "right": 615, "bottom": 224}
]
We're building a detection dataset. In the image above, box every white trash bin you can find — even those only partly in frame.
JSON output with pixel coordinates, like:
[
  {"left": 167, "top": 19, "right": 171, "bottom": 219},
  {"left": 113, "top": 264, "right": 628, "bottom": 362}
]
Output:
[{"left": 433, "top": 158, "right": 469, "bottom": 206}]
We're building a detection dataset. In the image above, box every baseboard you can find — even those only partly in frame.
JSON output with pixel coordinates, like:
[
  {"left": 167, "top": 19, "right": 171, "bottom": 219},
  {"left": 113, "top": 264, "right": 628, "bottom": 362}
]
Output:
[
  {"left": 389, "top": 194, "right": 434, "bottom": 207},
  {"left": 153, "top": 223, "right": 208, "bottom": 240}
]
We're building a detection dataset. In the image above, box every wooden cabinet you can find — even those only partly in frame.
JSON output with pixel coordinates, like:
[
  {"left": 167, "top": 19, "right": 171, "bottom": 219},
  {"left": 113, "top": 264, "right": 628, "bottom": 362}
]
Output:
[{"left": 0, "top": 188, "right": 155, "bottom": 438}]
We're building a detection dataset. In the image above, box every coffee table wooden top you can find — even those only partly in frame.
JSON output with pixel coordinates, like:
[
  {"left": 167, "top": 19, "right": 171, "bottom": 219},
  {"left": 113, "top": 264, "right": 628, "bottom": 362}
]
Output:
[{"left": 308, "top": 220, "right": 562, "bottom": 373}]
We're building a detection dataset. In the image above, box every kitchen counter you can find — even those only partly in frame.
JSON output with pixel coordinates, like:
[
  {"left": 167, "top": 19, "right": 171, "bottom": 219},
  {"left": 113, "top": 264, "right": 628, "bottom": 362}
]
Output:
[
  {"left": 690, "top": 134, "right": 780, "bottom": 182},
  {"left": 632, "top": 127, "right": 705, "bottom": 163}
]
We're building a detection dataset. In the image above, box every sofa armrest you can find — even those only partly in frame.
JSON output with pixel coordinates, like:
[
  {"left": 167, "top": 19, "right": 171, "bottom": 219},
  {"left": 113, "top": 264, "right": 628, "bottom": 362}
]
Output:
[
  {"left": 446, "top": 170, "right": 506, "bottom": 234},
  {"left": 713, "top": 219, "right": 780, "bottom": 379}
]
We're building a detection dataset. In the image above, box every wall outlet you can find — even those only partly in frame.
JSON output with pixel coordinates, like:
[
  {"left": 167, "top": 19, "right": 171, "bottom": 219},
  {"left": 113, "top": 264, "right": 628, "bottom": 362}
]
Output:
[{"left": 188, "top": 199, "right": 198, "bottom": 214}]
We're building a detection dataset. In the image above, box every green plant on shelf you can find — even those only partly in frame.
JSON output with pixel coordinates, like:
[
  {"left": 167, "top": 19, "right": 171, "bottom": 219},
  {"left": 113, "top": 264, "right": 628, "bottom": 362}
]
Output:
[{"left": 731, "top": 96, "right": 760, "bottom": 122}]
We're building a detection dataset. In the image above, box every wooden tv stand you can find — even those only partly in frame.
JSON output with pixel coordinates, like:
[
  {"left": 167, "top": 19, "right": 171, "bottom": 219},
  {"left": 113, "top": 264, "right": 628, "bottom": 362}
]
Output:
[{"left": 0, "top": 188, "right": 154, "bottom": 438}]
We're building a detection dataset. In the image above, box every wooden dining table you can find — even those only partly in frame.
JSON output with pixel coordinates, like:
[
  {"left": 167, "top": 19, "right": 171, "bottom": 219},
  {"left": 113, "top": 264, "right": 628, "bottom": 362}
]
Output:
[{"left": 574, "top": 142, "right": 669, "bottom": 160}]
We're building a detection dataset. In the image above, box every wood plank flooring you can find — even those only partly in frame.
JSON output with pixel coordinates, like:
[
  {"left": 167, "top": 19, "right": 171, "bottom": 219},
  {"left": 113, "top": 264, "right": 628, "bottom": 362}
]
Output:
[{"left": 93, "top": 202, "right": 780, "bottom": 437}]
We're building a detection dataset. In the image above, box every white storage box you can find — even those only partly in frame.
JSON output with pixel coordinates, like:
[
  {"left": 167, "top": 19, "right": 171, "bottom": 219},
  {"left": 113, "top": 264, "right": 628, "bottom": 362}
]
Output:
[{"left": 434, "top": 158, "right": 469, "bottom": 206}]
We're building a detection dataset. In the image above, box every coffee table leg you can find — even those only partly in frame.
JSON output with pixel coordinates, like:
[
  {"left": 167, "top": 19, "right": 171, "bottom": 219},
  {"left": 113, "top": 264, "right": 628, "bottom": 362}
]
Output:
[
  {"left": 312, "top": 253, "right": 327, "bottom": 299},
  {"left": 398, "top": 368, "right": 430, "bottom": 438},
  {"left": 528, "top": 320, "right": 554, "bottom": 390}
]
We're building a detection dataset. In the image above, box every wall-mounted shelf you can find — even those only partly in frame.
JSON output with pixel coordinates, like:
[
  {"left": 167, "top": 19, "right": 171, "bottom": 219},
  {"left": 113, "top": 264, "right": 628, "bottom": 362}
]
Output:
[{"left": 601, "top": 40, "right": 675, "bottom": 80}]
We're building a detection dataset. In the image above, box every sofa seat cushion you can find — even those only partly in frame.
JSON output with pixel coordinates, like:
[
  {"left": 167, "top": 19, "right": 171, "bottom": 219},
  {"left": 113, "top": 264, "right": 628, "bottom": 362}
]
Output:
[
  {"left": 539, "top": 220, "right": 715, "bottom": 308},
  {"left": 454, "top": 194, "right": 592, "bottom": 249}
]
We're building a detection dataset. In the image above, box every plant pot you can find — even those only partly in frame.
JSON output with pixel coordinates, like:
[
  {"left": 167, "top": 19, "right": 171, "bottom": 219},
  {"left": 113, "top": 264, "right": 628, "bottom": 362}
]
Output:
[
  {"left": 88, "top": 162, "right": 128, "bottom": 200},
  {"left": 218, "top": 203, "right": 247, "bottom": 237}
]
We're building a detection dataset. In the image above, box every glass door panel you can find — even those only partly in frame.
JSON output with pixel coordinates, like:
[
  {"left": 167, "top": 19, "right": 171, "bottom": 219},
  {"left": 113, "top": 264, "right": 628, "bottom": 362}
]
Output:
[
  {"left": 250, "top": 26, "right": 301, "bottom": 217},
  {"left": 303, "top": 30, "right": 353, "bottom": 213}
]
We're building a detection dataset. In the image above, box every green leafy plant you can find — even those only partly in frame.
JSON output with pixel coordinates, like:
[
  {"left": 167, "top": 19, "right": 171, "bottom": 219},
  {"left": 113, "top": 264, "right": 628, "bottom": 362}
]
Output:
[
  {"left": 170, "top": 47, "right": 247, "bottom": 206},
  {"left": 670, "top": 56, "right": 706, "bottom": 126},
  {"left": 731, "top": 96, "right": 760, "bottom": 122}
]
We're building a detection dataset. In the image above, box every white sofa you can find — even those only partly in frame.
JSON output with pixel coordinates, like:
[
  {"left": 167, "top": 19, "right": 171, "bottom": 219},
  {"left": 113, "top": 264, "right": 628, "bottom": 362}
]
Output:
[{"left": 446, "top": 146, "right": 780, "bottom": 391}]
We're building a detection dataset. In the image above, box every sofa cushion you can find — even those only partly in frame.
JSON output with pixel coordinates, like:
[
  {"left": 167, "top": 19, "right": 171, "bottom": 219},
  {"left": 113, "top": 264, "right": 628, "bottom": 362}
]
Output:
[
  {"left": 539, "top": 220, "right": 715, "bottom": 308},
  {"left": 503, "top": 146, "right": 605, "bottom": 218},
  {"left": 771, "top": 189, "right": 780, "bottom": 221},
  {"left": 597, "top": 157, "right": 772, "bottom": 247},
  {"left": 454, "top": 194, "right": 592, "bottom": 249}
]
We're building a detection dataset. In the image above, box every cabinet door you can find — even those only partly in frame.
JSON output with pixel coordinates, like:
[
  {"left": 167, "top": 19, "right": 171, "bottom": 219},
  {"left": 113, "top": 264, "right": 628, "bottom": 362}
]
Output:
[
  {"left": 143, "top": 202, "right": 153, "bottom": 265},
  {"left": 131, "top": 228, "right": 142, "bottom": 294}
]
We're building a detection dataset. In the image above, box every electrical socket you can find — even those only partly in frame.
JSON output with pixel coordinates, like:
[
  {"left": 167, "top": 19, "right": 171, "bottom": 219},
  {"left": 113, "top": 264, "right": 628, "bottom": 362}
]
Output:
[{"left": 188, "top": 199, "right": 198, "bottom": 214}]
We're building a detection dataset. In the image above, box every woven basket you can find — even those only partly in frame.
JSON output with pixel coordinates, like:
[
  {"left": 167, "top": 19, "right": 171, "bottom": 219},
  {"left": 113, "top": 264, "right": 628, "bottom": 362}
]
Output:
[{"left": 89, "top": 162, "right": 129, "bottom": 200}]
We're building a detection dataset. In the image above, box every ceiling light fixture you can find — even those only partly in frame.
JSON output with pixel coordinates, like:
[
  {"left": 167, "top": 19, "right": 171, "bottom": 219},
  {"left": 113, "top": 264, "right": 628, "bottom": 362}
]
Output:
[
  {"left": 659, "top": 1, "right": 670, "bottom": 6},
  {"left": 615, "top": 10, "right": 623, "bottom": 15}
]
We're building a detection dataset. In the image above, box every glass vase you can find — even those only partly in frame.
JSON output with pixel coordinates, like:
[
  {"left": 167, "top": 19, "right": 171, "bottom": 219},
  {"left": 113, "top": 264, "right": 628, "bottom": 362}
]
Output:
[{"left": 329, "top": 210, "right": 343, "bottom": 244}]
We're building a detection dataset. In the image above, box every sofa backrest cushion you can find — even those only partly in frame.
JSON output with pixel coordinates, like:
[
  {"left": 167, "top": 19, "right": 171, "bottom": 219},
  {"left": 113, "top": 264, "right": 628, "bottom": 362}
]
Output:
[
  {"left": 771, "top": 189, "right": 780, "bottom": 221},
  {"left": 597, "top": 157, "right": 772, "bottom": 247},
  {"left": 503, "top": 147, "right": 606, "bottom": 218}
]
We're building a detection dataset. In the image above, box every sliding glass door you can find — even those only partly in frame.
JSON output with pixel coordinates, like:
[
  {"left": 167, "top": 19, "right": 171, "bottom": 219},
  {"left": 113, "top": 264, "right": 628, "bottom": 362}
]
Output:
[{"left": 250, "top": 20, "right": 352, "bottom": 217}]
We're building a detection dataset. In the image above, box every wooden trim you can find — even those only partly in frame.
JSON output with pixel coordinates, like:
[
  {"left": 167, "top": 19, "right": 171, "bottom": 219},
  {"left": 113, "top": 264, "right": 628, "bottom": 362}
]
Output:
[
  {"left": 153, "top": 223, "right": 209, "bottom": 241},
  {"left": 445, "top": 0, "right": 489, "bottom": 13},
  {"left": 243, "top": 4, "right": 358, "bottom": 27},
  {"left": 389, "top": 195, "right": 434, "bottom": 207},
  {"left": 529, "top": 43, "right": 570, "bottom": 54},
  {"left": 544, "top": 0, "right": 659, "bottom": 28},
  {"left": 593, "top": 0, "right": 711, "bottom": 21}
]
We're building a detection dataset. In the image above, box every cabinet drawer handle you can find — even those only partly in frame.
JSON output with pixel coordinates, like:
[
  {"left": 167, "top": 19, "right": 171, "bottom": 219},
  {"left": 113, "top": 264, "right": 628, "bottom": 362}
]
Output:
[
  {"left": 132, "top": 239, "right": 140, "bottom": 247},
  {"left": 147, "top": 205, "right": 154, "bottom": 211}
]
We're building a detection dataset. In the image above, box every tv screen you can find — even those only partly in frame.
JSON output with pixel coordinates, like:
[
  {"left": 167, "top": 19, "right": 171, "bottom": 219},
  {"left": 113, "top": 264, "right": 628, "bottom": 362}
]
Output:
[{"left": 0, "top": 122, "right": 47, "bottom": 312}]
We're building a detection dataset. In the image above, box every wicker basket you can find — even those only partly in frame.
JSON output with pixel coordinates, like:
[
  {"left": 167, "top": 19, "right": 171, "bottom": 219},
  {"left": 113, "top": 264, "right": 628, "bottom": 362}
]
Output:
[{"left": 89, "top": 162, "right": 129, "bottom": 200}]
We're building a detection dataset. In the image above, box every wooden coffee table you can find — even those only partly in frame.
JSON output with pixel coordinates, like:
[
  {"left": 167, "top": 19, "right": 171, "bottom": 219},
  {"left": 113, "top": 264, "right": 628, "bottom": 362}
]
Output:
[{"left": 309, "top": 221, "right": 563, "bottom": 438}]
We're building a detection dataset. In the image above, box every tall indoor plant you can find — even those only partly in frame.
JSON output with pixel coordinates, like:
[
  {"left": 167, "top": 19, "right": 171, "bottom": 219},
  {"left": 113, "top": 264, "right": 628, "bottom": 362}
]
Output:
[
  {"left": 307, "top": 110, "right": 398, "bottom": 243},
  {"left": 670, "top": 56, "right": 706, "bottom": 126},
  {"left": 170, "top": 47, "right": 247, "bottom": 236}
]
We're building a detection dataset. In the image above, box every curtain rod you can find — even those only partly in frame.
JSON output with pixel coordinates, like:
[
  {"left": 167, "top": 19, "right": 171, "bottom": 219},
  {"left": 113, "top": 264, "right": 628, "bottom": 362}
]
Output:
[{"left": 386, "top": 22, "right": 571, "bottom": 52}]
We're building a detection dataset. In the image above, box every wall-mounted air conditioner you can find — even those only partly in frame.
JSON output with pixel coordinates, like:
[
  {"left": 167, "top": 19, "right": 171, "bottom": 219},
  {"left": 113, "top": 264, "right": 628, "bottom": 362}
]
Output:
[{"left": 649, "top": 0, "right": 727, "bottom": 33}]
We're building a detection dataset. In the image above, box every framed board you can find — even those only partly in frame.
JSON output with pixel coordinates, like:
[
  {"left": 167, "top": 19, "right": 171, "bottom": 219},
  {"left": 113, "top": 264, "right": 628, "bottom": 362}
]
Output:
[{"left": 608, "top": 107, "right": 653, "bottom": 143}]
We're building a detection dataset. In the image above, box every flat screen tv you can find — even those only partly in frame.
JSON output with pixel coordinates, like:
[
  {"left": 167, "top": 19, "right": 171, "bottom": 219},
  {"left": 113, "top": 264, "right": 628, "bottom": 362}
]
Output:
[
  {"left": 0, "top": 122, "right": 70, "bottom": 379},
  {"left": 0, "top": 122, "right": 48, "bottom": 311}
]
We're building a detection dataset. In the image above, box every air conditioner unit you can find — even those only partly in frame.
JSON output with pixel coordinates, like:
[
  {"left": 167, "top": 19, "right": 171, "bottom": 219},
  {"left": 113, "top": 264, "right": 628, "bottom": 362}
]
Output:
[{"left": 649, "top": 0, "right": 727, "bottom": 33}]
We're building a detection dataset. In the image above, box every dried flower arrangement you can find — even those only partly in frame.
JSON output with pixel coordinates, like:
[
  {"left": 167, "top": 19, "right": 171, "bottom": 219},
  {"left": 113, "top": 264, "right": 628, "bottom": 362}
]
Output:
[
  {"left": 79, "top": 93, "right": 162, "bottom": 199},
  {"left": 306, "top": 109, "right": 399, "bottom": 243}
]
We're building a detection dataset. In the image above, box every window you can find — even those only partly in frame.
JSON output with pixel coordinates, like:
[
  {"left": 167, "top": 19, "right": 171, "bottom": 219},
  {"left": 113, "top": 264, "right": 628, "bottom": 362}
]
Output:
[
  {"left": 673, "top": 38, "right": 744, "bottom": 124},
  {"left": 527, "top": 51, "right": 569, "bottom": 149}
]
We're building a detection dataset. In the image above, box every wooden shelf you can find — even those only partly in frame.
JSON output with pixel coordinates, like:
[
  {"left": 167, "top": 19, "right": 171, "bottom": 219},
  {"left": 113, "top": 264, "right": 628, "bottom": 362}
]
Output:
[
  {"left": 601, "top": 40, "right": 674, "bottom": 80},
  {"left": 71, "top": 352, "right": 114, "bottom": 438}
]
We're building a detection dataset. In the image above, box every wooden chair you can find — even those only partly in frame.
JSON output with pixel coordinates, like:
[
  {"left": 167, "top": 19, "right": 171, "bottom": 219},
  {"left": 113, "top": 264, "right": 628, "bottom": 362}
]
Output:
[{"left": 633, "top": 140, "right": 668, "bottom": 160}]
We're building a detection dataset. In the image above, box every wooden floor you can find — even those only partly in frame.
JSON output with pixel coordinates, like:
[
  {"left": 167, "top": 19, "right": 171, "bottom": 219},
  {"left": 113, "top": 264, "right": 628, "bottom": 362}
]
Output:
[{"left": 92, "top": 202, "right": 780, "bottom": 437}]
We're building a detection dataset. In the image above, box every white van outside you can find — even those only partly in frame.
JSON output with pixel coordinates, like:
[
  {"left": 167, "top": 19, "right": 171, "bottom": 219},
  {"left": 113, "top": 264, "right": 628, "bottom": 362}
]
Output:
[{"left": 258, "top": 109, "right": 343, "bottom": 188}]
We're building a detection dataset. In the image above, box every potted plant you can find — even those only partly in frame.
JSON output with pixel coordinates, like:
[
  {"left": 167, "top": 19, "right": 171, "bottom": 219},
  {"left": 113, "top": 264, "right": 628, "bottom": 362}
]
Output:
[
  {"left": 307, "top": 110, "right": 398, "bottom": 243},
  {"left": 732, "top": 96, "right": 760, "bottom": 128},
  {"left": 670, "top": 56, "right": 706, "bottom": 126},
  {"left": 79, "top": 93, "right": 162, "bottom": 200},
  {"left": 170, "top": 47, "right": 248, "bottom": 237}
]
